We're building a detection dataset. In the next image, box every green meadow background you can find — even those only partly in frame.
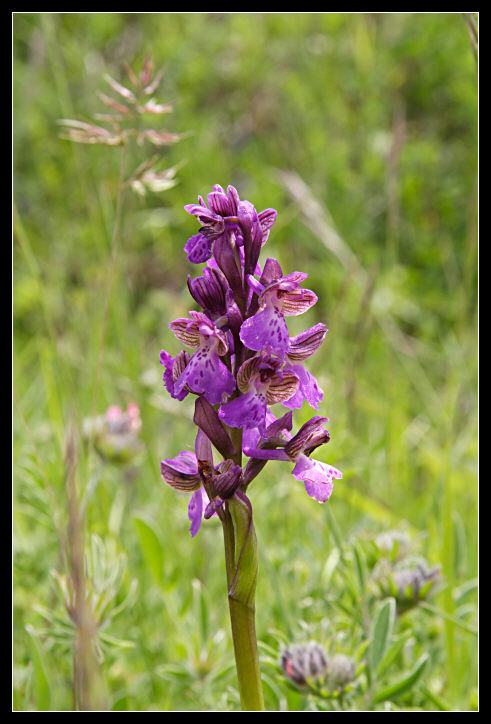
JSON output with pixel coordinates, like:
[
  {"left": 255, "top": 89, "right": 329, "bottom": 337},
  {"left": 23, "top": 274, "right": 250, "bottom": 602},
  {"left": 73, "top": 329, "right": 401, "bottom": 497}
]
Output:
[{"left": 13, "top": 13, "right": 478, "bottom": 711}]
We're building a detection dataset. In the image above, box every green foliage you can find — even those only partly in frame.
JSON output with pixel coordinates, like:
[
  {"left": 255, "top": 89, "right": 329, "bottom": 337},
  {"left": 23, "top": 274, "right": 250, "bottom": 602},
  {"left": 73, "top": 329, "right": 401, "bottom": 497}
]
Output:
[{"left": 13, "top": 12, "right": 477, "bottom": 711}]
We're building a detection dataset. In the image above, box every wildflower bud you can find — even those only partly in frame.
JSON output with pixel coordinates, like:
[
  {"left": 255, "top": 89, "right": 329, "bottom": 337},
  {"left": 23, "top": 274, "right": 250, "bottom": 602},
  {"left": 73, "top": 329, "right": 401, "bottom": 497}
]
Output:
[
  {"left": 328, "top": 654, "right": 356, "bottom": 688},
  {"left": 391, "top": 564, "right": 441, "bottom": 612},
  {"left": 84, "top": 403, "right": 143, "bottom": 464},
  {"left": 280, "top": 642, "right": 328, "bottom": 687},
  {"left": 187, "top": 267, "right": 229, "bottom": 318},
  {"left": 374, "top": 530, "right": 410, "bottom": 561},
  {"left": 372, "top": 560, "right": 441, "bottom": 613}
]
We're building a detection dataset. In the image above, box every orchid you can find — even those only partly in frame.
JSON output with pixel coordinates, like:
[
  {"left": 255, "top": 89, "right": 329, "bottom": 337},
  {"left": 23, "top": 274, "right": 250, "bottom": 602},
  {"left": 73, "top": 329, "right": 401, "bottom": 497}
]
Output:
[{"left": 158, "top": 184, "right": 342, "bottom": 710}]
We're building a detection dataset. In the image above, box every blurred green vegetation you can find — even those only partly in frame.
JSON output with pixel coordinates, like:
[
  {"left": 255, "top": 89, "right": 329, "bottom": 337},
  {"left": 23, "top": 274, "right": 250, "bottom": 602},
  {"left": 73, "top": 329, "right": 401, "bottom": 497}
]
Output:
[{"left": 13, "top": 13, "right": 478, "bottom": 711}]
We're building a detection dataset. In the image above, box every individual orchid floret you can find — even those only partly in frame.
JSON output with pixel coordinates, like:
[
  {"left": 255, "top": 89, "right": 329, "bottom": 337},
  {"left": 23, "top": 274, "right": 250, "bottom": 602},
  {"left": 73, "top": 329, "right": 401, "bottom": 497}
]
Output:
[
  {"left": 161, "top": 444, "right": 209, "bottom": 538},
  {"left": 243, "top": 416, "right": 342, "bottom": 503},
  {"left": 168, "top": 311, "right": 235, "bottom": 405},
  {"left": 283, "top": 416, "right": 342, "bottom": 503},
  {"left": 160, "top": 449, "right": 202, "bottom": 492},
  {"left": 240, "top": 260, "right": 318, "bottom": 359},
  {"left": 161, "top": 430, "right": 213, "bottom": 538},
  {"left": 218, "top": 353, "right": 299, "bottom": 434},
  {"left": 161, "top": 430, "right": 244, "bottom": 537}
]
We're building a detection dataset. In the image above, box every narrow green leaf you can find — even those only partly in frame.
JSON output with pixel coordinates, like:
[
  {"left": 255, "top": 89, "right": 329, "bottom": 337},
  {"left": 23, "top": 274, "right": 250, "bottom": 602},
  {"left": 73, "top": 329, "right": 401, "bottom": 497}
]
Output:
[
  {"left": 368, "top": 598, "right": 396, "bottom": 677},
  {"left": 376, "top": 631, "right": 413, "bottom": 680},
  {"left": 419, "top": 684, "right": 452, "bottom": 711},
  {"left": 192, "top": 578, "right": 209, "bottom": 644},
  {"left": 352, "top": 540, "right": 367, "bottom": 591},
  {"left": 133, "top": 517, "right": 164, "bottom": 587},
  {"left": 372, "top": 653, "right": 430, "bottom": 703},
  {"left": 25, "top": 626, "right": 51, "bottom": 711}
]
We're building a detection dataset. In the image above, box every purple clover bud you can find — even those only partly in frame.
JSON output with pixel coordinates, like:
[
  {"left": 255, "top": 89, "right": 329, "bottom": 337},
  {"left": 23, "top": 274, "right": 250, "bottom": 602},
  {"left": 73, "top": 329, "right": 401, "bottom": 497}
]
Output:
[{"left": 281, "top": 642, "right": 329, "bottom": 687}]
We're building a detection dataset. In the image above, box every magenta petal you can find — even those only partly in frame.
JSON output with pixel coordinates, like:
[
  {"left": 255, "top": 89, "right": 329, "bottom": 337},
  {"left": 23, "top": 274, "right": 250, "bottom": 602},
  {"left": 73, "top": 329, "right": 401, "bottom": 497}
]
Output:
[
  {"left": 304, "top": 477, "right": 334, "bottom": 503},
  {"left": 239, "top": 303, "right": 290, "bottom": 358},
  {"left": 291, "top": 456, "right": 342, "bottom": 503},
  {"left": 219, "top": 390, "right": 268, "bottom": 432},
  {"left": 175, "top": 348, "right": 235, "bottom": 405},
  {"left": 282, "top": 364, "right": 324, "bottom": 411},
  {"left": 164, "top": 450, "right": 198, "bottom": 475},
  {"left": 184, "top": 233, "right": 213, "bottom": 263},
  {"left": 188, "top": 488, "right": 205, "bottom": 537}
]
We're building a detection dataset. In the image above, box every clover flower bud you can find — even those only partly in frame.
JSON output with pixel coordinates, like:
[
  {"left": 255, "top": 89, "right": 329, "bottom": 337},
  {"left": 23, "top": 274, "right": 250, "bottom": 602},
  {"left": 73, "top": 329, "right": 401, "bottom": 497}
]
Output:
[
  {"left": 280, "top": 642, "right": 329, "bottom": 687},
  {"left": 374, "top": 530, "right": 411, "bottom": 562},
  {"left": 83, "top": 403, "right": 143, "bottom": 463},
  {"left": 328, "top": 653, "right": 356, "bottom": 688},
  {"left": 391, "top": 563, "right": 441, "bottom": 612},
  {"left": 371, "top": 560, "right": 441, "bottom": 613}
]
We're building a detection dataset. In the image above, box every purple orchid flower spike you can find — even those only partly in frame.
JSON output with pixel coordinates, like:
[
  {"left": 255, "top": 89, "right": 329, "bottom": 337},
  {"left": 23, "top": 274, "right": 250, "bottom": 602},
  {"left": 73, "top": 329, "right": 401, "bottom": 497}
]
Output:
[
  {"left": 163, "top": 182, "right": 342, "bottom": 517},
  {"left": 160, "top": 184, "right": 342, "bottom": 711}
]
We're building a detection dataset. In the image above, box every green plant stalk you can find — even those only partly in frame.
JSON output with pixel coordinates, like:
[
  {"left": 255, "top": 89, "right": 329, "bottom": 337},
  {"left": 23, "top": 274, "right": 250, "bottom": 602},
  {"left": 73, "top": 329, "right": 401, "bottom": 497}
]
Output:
[{"left": 222, "top": 502, "right": 265, "bottom": 711}]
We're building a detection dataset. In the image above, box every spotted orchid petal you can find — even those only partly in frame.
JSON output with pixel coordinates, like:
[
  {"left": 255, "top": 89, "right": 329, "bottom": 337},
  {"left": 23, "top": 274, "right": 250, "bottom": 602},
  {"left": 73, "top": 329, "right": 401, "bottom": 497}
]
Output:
[
  {"left": 184, "top": 233, "right": 213, "bottom": 263},
  {"left": 282, "top": 363, "right": 324, "bottom": 411},
  {"left": 291, "top": 456, "right": 342, "bottom": 503},
  {"left": 169, "top": 312, "right": 236, "bottom": 405}
]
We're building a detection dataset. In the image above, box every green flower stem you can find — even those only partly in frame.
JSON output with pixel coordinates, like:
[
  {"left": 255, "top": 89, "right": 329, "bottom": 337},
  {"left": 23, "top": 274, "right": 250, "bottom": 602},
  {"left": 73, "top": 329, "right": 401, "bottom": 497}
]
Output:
[{"left": 222, "top": 503, "right": 265, "bottom": 711}]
